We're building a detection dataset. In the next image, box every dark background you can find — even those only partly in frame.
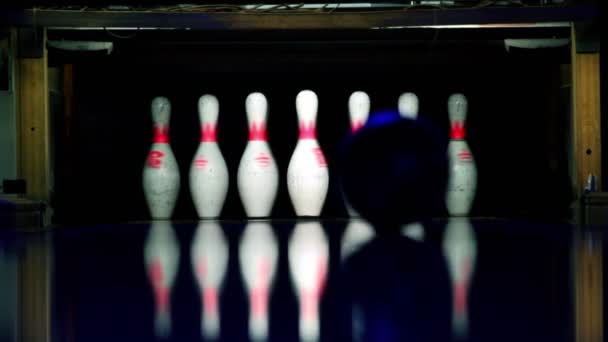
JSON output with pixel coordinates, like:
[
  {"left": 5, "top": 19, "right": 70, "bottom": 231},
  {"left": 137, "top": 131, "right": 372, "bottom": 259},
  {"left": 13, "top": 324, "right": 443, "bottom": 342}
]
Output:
[{"left": 48, "top": 32, "right": 574, "bottom": 223}]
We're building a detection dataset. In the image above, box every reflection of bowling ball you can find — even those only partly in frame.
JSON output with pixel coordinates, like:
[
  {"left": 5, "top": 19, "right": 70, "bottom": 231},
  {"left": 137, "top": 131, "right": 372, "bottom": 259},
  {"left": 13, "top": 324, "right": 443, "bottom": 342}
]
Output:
[
  {"left": 338, "top": 110, "right": 448, "bottom": 230},
  {"left": 339, "top": 236, "right": 452, "bottom": 341}
]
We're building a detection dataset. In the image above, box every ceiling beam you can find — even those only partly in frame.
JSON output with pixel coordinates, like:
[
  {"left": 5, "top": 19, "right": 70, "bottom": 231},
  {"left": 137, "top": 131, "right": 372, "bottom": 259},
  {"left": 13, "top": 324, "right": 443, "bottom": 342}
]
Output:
[{"left": 0, "top": 5, "right": 597, "bottom": 30}]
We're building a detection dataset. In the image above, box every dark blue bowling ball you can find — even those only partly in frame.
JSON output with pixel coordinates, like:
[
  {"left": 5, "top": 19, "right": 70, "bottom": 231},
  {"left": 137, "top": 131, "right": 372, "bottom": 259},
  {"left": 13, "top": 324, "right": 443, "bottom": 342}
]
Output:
[{"left": 337, "top": 110, "right": 448, "bottom": 230}]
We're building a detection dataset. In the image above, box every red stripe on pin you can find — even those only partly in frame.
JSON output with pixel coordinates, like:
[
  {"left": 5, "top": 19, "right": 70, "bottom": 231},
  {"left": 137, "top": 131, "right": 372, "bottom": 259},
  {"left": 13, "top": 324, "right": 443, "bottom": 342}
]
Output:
[
  {"left": 195, "top": 157, "right": 208, "bottom": 170},
  {"left": 201, "top": 123, "right": 217, "bottom": 142},
  {"left": 299, "top": 122, "right": 316, "bottom": 139},
  {"left": 153, "top": 125, "right": 170, "bottom": 143},
  {"left": 457, "top": 150, "right": 472, "bottom": 161},
  {"left": 147, "top": 150, "right": 165, "bottom": 169},
  {"left": 313, "top": 147, "right": 327, "bottom": 168},
  {"left": 451, "top": 121, "right": 466, "bottom": 139},
  {"left": 249, "top": 122, "right": 267, "bottom": 141},
  {"left": 255, "top": 152, "right": 271, "bottom": 167},
  {"left": 351, "top": 120, "right": 363, "bottom": 133}
]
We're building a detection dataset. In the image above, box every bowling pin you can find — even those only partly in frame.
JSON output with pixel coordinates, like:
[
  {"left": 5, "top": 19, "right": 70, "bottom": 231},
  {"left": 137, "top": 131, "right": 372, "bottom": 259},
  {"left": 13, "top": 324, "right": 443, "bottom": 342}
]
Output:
[
  {"left": 342, "top": 93, "right": 374, "bottom": 259},
  {"left": 142, "top": 97, "right": 180, "bottom": 219},
  {"left": 288, "top": 222, "right": 329, "bottom": 341},
  {"left": 446, "top": 93, "right": 477, "bottom": 216},
  {"left": 442, "top": 217, "right": 477, "bottom": 339},
  {"left": 191, "top": 222, "right": 229, "bottom": 339},
  {"left": 348, "top": 91, "right": 370, "bottom": 134},
  {"left": 287, "top": 90, "right": 329, "bottom": 216},
  {"left": 343, "top": 91, "right": 371, "bottom": 217},
  {"left": 398, "top": 92, "right": 419, "bottom": 119},
  {"left": 397, "top": 92, "right": 426, "bottom": 242},
  {"left": 239, "top": 222, "right": 279, "bottom": 341},
  {"left": 237, "top": 93, "right": 279, "bottom": 217},
  {"left": 144, "top": 221, "right": 180, "bottom": 338},
  {"left": 190, "top": 95, "right": 229, "bottom": 218}
]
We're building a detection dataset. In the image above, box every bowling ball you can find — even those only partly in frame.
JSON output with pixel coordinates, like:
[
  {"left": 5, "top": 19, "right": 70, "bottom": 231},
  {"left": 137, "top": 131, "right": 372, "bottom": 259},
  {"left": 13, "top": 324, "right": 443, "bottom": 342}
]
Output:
[{"left": 337, "top": 110, "right": 448, "bottom": 230}]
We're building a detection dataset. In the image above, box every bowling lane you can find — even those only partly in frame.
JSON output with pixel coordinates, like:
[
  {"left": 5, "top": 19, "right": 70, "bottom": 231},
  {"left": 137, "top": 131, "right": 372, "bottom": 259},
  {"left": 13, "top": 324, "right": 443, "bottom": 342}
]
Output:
[{"left": 1, "top": 219, "right": 587, "bottom": 341}]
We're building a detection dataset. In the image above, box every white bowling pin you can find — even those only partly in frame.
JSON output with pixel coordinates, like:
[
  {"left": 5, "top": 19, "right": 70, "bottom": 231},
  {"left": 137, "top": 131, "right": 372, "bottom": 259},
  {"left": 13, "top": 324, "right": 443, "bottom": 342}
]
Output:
[
  {"left": 442, "top": 217, "right": 477, "bottom": 339},
  {"left": 239, "top": 222, "right": 279, "bottom": 341},
  {"left": 341, "top": 219, "right": 375, "bottom": 262},
  {"left": 144, "top": 221, "right": 180, "bottom": 338},
  {"left": 348, "top": 91, "right": 370, "bottom": 134},
  {"left": 343, "top": 91, "right": 371, "bottom": 217},
  {"left": 237, "top": 93, "right": 280, "bottom": 217},
  {"left": 287, "top": 90, "right": 329, "bottom": 216},
  {"left": 398, "top": 92, "right": 419, "bottom": 119},
  {"left": 189, "top": 95, "right": 229, "bottom": 218},
  {"left": 397, "top": 92, "right": 426, "bottom": 242},
  {"left": 446, "top": 93, "right": 477, "bottom": 216},
  {"left": 191, "top": 222, "right": 229, "bottom": 339},
  {"left": 142, "top": 97, "right": 180, "bottom": 219},
  {"left": 288, "top": 222, "right": 329, "bottom": 341}
]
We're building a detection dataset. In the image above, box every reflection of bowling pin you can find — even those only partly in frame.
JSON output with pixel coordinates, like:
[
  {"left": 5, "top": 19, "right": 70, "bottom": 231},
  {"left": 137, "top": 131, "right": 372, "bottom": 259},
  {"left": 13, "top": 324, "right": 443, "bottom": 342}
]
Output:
[
  {"left": 287, "top": 90, "right": 329, "bottom": 216},
  {"left": 398, "top": 92, "right": 419, "bottom": 119},
  {"left": 288, "top": 222, "right": 329, "bottom": 341},
  {"left": 191, "top": 222, "right": 229, "bottom": 339},
  {"left": 190, "top": 95, "right": 229, "bottom": 218},
  {"left": 341, "top": 219, "right": 374, "bottom": 262},
  {"left": 144, "top": 222, "right": 180, "bottom": 338},
  {"left": 238, "top": 93, "right": 279, "bottom": 217},
  {"left": 442, "top": 217, "right": 477, "bottom": 339},
  {"left": 401, "top": 222, "right": 425, "bottom": 242},
  {"left": 446, "top": 94, "right": 477, "bottom": 216},
  {"left": 239, "top": 222, "right": 279, "bottom": 341},
  {"left": 142, "top": 97, "right": 180, "bottom": 219},
  {"left": 397, "top": 92, "right": 426, "bottom": 241},
  {"left": 344, "top": 91, "right": 370, "bottom": 217}
]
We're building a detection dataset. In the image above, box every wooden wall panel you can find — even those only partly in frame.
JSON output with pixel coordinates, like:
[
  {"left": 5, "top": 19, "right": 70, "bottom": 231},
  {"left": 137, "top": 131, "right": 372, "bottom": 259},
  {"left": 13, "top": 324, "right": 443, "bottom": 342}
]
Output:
[
  {"left": 16, "top": 29, "right": 50, "bottom": 202},
  {"left": 571, "top": 26, "right": 601, "bottom": 194}
]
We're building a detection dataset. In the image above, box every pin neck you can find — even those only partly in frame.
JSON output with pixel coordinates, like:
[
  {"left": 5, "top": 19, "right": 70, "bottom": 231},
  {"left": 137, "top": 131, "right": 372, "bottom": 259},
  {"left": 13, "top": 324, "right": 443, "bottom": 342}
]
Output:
[
  {"left": 153, "top": 125, "right": 170, "bottom": 143},
  {"left": 248, "top": 122, "right": 267, "bottom": 141},
  {"left": 350, "top": 120, "right": 364, "bottom": 133},
  {"left": 201, "top": 123, "right": 217, "bottom": 142},
  {"left": 450, "top": 121, "right": 466, "bottom": 140},
  {"left": 299, "top": 121, "right": 317, "bottom": 140}
]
